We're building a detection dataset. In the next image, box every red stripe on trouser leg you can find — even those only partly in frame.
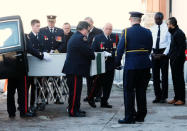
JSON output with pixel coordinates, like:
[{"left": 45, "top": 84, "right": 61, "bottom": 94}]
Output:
[
  {"left": 24, "top": 76, "right": 28, "bottom": 113},
  {"left": 71, "top": 75, "right": 77, "bottom": 115}
]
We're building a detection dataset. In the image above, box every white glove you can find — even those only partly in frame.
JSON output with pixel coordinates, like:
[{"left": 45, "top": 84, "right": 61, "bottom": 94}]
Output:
[
  {"left": 43, "top": 52, "right": 51, "bottom": 61},
  {"left": 50, "top": 50, "right": 55, "bottom": 53},
  {"left": 104, "top": 51, "right": 112, "bottom": 57}
]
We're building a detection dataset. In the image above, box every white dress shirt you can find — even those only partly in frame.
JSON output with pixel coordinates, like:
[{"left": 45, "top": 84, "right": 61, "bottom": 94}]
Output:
[
  {"left": 32, "top": 31, "right": 37, "bottom": 36},
  {"left": 48, "top": 27, "right": 54, "bottom": 33},
  {"left": 151, "top": 22, "right": 171, "bottom": 55}
]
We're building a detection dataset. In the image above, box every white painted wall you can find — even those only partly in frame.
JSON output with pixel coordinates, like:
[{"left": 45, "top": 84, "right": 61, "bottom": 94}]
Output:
[{"left": 172, "top": 0, "right": 187, "bottom": 35}]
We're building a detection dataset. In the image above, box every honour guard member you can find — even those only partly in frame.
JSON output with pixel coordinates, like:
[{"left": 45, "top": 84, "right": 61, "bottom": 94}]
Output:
[
  {"left": 91, "top": 23, "right": 119, "bottom": 108},
  {"left": 167, "top": 17, "right": 186, "bottom": 105},
  {"left": 27, "top": 19, "right": 50, "bottom": 113},
  {"left": 7, "top": 24, "right": 50, "bottom": 118},
  {"left": 7, "top": 76, "right": 32, "bottom": 118},
  {"left": 40, "top": 15, "right": 65, "bottom": 104},
  {"left": 40, "top": 15, "right": 65, "bottom": 53},
  {"left": 116, "top": 12, "right": 153, "bottom": 124},
  {"left": 83, "top": 17, "right": 103, "bottom": 103},
  {"left": 63, "top": 21, "right": 95, "bottom": 117}
]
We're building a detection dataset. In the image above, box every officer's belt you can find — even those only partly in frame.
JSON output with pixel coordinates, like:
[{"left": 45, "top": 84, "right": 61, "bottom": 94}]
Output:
[{"left": 126, "top": 49, "right": 149, "bottom": 53}]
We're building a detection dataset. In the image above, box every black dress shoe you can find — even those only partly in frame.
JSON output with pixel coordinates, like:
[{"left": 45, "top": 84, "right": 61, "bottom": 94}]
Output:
[
  {"left": 79, "top": 109, "right": 86, "bottom": 114},
  {"left": 69, "top": 112, "right": 86, "bottom": 117},
  {"left": 152, "top": 99, "right": 160, "bottom": 103},
  {"left": 84, "top": 97, "right": 89, "bottom": 102},
  {"left": 118, "top": 119, "right": 135, "bottom": 124},
  {"left": 101, "top": 103, "right": 112, "bottom": 108},
  {"left": 20, "top": 112, "right": 36, "bottom": 118},
  {"left": 9, "top": 114, "right": 16, "bottom": 118},
  {"left": 88, "top": 99, "right": 96, "bottom": 108},
  {"left": 134, "top": 114, "right": 145, "bottom": 122}
]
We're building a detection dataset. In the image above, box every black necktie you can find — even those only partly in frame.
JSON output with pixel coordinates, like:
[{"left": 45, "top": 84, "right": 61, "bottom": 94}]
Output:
[
  {"left": 50, "top": 28, "right": 53, "bottom": 33},
  {"left": 156, "top": 25, "right": 160, "bottom": 51},
  {"left": 107, "top": 36, "right": 110, "bottom": 41},
  {"left": 36, "top": 34, "right": 38, "bottom": 39}
]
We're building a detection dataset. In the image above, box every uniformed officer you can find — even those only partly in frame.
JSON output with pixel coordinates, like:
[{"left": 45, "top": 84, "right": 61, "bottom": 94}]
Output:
[
  {"left": 116, "top": 12, "right": 153, "bottom": 124},
  {"left": 83, "top": 17, "right": 103, "bottom": 104},
  {"left": 27, "top": 19, "right": 50, "bottom": 113},
  {"left": 91, "top": 23, "right": 119, "bottom": 108},
  {"left": 40, "top": 15, "right": 65, "bottom": 104},
  {"left": 63, "top": 21, "right": 95, "bottom": 117},
  {"left": 40, "top": 15, "right": 65, "bottom": 53},
  {"left": 7, "top": 75, "right": 29, "bottom": 118},
  {"left": 7, "top": 26, "right": 49, "bottom": 118}
]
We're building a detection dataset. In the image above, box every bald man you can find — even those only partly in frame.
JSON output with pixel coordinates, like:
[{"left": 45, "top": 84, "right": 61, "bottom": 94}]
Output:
[{"left": 91, "top": 23, "right": 119, "bottom": 108}]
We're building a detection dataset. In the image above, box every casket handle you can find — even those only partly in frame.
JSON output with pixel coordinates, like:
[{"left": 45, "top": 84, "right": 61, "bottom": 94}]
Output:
[{"left": 14, "top": 53, "right": 23, "bottom": 57}]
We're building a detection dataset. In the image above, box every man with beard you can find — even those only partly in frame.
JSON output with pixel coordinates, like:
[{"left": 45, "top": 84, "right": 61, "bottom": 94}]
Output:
[{"left": 167, "top": 17, "right": 186, "bottom": 105}]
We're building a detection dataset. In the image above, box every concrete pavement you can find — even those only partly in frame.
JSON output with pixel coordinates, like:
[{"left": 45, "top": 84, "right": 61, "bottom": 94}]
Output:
[{"left": 0, "top": 85, "right": 187, "bottom": 131}]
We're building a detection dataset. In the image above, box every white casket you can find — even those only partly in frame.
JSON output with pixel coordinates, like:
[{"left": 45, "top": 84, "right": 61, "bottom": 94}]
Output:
[
  {"left": 28, "top": 52, "right": 105, "bottom": 77},
  {"left": 90, "top": 52, "right": 105, "bottom": 76},
  {"left": 28, "top": 53, "right": 66, "bottom": 76}
]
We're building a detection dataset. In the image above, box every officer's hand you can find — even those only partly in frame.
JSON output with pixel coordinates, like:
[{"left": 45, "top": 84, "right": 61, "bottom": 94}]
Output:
[
  {"left": 104, "top": 51, "right": 112, "bottom": 57},
  {"left": 50, "top": 50, "right": 55, "bottom": 53},
  {"left": 43, "top": 52, "right": 51, "bottom": 61}
]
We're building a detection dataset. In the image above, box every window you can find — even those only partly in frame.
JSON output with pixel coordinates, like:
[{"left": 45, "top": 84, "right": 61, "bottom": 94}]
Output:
[{"left": 0, "top": 20, "right": 20, "bottom": 49}]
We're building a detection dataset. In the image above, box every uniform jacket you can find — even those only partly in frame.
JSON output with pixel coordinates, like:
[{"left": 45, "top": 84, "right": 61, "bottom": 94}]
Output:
[
  {"left": 40, "top": 27, "right": 65, "bottom": 53},
  {"left": 92, "top": 33, "right": 119, "bottom": 71},
  {"left": 25, "top": 34, "right": 44, "bottom": 60},
  {"left": 28, "top": 32, "right": 44, "bottom": 52},
  {"left": 62, "top": 31, "right": 95, "bottom": 77},
  {"left": 116, "top": 24, "right": 153, "bottom": 70}
]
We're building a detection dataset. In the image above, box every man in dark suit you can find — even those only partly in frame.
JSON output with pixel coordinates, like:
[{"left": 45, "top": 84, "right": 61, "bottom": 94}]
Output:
[
  {"left": 83, "top": 17, "right": 103, "bottom": 105},
  {"left": 63, "top": 21, "right": 95, "bottom": 117},
  {"left": 40, "top": 15, "right": 65, "bottom": 53},
  {"left": 116, "top": 12, "right": 152, "bottom": 124},
  {"left": 91, "top": 23, "right": 119, "bottom": 108},
  {"left": 167, "top": 17, "right": 186, "bottom": 105},
  {"left": 62, "top": 22, "right": 73, "bottom": 53}
]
